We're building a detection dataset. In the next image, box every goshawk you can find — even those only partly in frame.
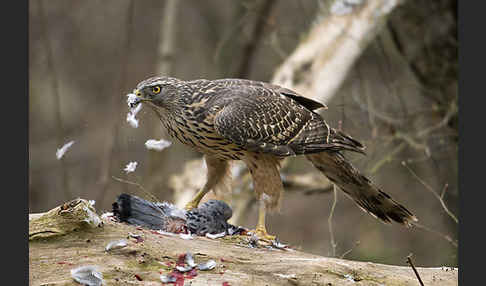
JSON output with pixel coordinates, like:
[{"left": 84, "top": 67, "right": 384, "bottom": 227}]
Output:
[{"left": 130, "top": 76, "right": 417, "bottom": 239}]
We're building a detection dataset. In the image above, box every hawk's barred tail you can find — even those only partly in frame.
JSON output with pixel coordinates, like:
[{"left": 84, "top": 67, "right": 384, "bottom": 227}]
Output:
[{"left": 306, "top": 152, "right": 418, "bottom": 227}]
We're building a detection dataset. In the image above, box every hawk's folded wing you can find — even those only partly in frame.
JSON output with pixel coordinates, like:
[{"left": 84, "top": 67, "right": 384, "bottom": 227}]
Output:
[{"left": 213, "top": 85, "right": 364, "bottom": 157}]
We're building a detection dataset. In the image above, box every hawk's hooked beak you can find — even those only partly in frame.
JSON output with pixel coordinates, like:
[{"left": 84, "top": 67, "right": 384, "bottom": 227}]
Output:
[{"left": 129, "top": 89, "right": 150, "bottom": 108}]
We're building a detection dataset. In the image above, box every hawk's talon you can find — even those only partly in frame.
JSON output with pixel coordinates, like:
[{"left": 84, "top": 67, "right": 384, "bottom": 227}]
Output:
[
  {"left": 249, "top": 227, "right": 276, "bottom": 242},
  {"left": 184, "top": 188, "right": 209, "bottom": 211},
  {"left": 184, "top": 201, "right": 199, "bottom": 211}
]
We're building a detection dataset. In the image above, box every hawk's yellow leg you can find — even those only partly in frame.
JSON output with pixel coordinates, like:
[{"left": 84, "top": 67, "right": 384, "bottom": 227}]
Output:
[
  {"left": 250, "top": 201, "right": 276, "bottom": 241},
  {"left": 184, "top": 155, "right": 230, "bottom": 211},
  {"left": 184, "top": 187, "right": 209, "bottom": 210}
]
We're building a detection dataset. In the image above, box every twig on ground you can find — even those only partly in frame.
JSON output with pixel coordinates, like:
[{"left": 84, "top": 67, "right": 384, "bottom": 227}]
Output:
[{"left": 406, "top": 253, "right": 425, "bottom": 286}]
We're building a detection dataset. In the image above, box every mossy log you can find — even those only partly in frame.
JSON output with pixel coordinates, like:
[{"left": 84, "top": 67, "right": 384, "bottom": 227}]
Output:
[{"left": 29, "top": 199, "right": 458, "bottom": 286}]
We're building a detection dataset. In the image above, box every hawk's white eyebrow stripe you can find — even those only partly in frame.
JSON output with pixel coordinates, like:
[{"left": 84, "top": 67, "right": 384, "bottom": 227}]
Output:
[{"left": 137, "top": 80, "right": 166, "bottom": 89}]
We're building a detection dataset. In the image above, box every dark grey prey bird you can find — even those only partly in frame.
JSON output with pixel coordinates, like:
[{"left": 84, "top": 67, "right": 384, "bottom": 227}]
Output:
[{"left": 112, "top": 194, "right": 237, "bottom": 235}]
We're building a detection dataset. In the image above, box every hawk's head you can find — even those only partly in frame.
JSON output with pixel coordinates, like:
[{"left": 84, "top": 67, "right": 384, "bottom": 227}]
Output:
[{"left": 130, "top": 76, "right": 185, "bottom": 111}]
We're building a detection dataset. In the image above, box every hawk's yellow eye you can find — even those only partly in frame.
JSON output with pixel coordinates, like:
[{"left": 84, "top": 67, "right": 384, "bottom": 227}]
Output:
[{"left": 152, "top": 86, "right": 161, "bottom": 94}]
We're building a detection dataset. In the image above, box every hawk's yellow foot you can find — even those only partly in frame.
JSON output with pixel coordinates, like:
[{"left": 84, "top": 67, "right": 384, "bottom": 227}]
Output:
[
  {"left": 250, "top": 226, "right": 276, "bottom": 241},
  {"left": 249, "top": 200, "right": 276, "bottom": 241},
  {"left": 184, "top": 201, "right": 199, "bottom": 211},
  {"left": 184, "top": 188, "right": 208, "bottom": 210}
]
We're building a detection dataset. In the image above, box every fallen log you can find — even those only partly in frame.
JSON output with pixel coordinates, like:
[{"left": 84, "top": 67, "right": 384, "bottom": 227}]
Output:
[{"left": 29, "top": 199, "right": 458, "bottom": 286}]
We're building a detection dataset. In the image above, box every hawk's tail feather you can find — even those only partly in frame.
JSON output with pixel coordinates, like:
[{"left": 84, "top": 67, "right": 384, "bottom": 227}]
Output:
[
  {"left": 291, "top": 124, "right": 366, "bottom": 155},
  {"left": 305, "top": 152, "right": 417, "bottom": 227},
  {"left": 332, "top": 130, "right": 366, "bottom": 154}
]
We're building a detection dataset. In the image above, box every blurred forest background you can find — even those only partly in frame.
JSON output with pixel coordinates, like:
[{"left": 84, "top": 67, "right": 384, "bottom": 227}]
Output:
[{"left": 29, "top": 0, "right": 457, "bottom": 267}]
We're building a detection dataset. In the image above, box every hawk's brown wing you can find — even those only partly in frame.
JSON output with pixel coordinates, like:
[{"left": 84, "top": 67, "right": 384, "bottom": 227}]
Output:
[
  {"left": 211, "top": 78, "right": 327, "bottom": 111},
  {"left": 213, "top": 85, "right": 365, "bottom": 157}
]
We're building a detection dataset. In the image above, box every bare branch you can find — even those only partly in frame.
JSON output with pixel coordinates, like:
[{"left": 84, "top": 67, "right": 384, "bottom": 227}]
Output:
[
  {"left": 339, "top": 240, "right": 360, "bottom": 259},
  {"left": 440, "top": 183, "right": 449, "bottom": 200},
  {"left": 351, "top": 89, "right": 405, "bottom": 126},
  {"left": 367, "top": 96, "right": 457, "bottom": 175},
  {"left": 328, "top": 184, "right": 338, "bottom": 257},
  {"left": 417, "top": 100, "right": 458, "bottom": 137},
  {"left": 413, "top": 222, "right": 458, "bottom": 248},
  {"left": 395, "top": 132, "right": 430, "bottom": 155},
  {"left": 402, "top": 161, "right": 458, "bottom": 224},
  {"left": 369, "top": 142, "right": 407, "bottom": 174}
]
